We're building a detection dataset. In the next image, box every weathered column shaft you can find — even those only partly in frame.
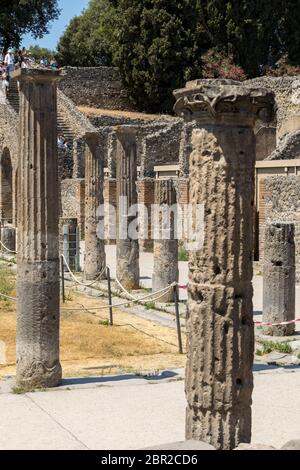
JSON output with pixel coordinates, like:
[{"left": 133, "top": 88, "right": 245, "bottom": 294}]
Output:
[
  {"left": 116, "top": 128, "right": 139, "bottom": 290},
  {"left": 174, "top": 80, "right": 274, "bottom": 450},
  {"left": 84, "top": 134, "right": 106, "bottom": 280},
  {"left": 15, "top": 69, "right": 62, "bottom": 388},
  {"left": 152, "top": 179, "right": 178, "bottom": 302},
  {"left": 263, "top": 223, "right": 295, "bottom": 336}
]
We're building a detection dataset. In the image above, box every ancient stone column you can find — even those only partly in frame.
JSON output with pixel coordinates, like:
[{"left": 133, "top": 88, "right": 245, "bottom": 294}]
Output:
[
  {"left": 14, "top": 68, "right": 62, "bottom": 388},
  {"left": 152, "top": 179, "right": 178, "bottom": 302},
  {"left": 174, "top": 80, "right": 274, "bottom": 450},
  {"left": 263, "top": 223, "right": 295, "bottom": 336},
  {"left": 116, "top": 127, "right": 139, "bottom": 290},
  {"left": 84, "top": 133, "right": 106, "bottom": 280}
]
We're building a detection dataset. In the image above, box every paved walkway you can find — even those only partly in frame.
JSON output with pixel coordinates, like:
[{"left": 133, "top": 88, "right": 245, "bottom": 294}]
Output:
[{"left": 0, "top": 365, "right": 299, "bottom": 450}]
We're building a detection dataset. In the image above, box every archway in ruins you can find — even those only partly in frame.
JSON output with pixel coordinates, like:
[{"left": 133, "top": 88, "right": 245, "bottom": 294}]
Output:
[{"left": 0, "top": 148, "right": 13, "bottom": 224}]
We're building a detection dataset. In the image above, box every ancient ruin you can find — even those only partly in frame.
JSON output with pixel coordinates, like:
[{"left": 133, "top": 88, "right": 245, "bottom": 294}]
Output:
[
  {"left": 152, "top": 179, "right": 178, "bottom": 302},
  {"left": 84, "top": 133, "right": 106, "bottom": 280},
  {"left": 115, "top": 127, "right": 139, "bottom": 290},
  {"left": 14, "top": 68, "right": 62, "bottom": 388},
  {"left": 263, "top": 222, "right": 295, "bottom": 336},
  {"left": 174, "top": 80, "right": 275, "bottom": 450}
]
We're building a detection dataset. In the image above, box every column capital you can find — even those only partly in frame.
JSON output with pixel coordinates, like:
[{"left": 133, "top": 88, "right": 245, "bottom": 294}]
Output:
[
  {"left": 115, "top": 126, "right": 137, "bottom": 144},
  {"left": 174, "top": 79, "right": 275, "bottom": 126},
  {"left": 11, "top": 68, "right": 61, "bottom": 83}
]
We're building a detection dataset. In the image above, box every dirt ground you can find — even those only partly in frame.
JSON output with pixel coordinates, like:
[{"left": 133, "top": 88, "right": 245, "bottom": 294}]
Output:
[
  {"left": 0, "top": 271, "right": 186, "bottom": 379},
  {"left": 78, "top": 106, "right": 160, "bottom": 122}
]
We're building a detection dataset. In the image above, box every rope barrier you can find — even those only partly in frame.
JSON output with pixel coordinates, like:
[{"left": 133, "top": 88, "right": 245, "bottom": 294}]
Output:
[
  {"left": 60, "top": 283, "right": 175, "bottom": 312},
  {"left": 0, "top": 291, "right": 17, "bottom": 301},
  {"left": 61, "top": 254, "right": 106, "bottom": 288},
  {"left": 114, "top": 273, "right": 176, "bottom": 304},
  {"left": 0, "top": 240, "right": 17, "bottom": 255}
]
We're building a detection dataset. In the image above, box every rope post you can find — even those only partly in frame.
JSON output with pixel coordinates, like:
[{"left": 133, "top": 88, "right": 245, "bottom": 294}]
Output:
[
  {"left": 107, "top": 266, "right": 113, "bottom": 326},
  {"left": 75, "top": 225, "right": 81, "bottom": 272},
  {"left": 173, "top": 284, "right": 183, "bottom": 354},
  {"left": 61, "top": 255, "right": 65, "bottom": 304}
]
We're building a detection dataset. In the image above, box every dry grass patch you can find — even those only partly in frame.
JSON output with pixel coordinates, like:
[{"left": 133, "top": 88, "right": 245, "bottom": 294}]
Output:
[
  {"left": 0, "top": 278, "right": 186, "bottom": 378},
  {"left": 78, "top": 106, "right": 160, "bottom": 122}
]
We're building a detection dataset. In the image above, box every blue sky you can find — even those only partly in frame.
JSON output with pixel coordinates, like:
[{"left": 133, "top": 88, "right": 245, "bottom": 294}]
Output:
[{"left": 22, "top": 0, "right": 90, "bottom": 50}]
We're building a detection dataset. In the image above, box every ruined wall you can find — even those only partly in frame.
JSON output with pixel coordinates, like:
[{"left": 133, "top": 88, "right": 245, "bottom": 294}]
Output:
[
  {"left": 261, "top": 175, "right": 300, "bottom": 281},
  {"left": 61, "top": 179, "right": 85, "bottom": 235},
  {"left": 140, "top": 118, "right": 183, "bottom": 177},
  {"left": 59, "top": 67, "right": 133, "bottom": 111}
]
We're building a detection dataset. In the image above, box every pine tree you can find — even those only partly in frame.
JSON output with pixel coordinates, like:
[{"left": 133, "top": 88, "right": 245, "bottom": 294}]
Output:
[{"left": 113, "top": 0, "right": 209, "bottom": 113}]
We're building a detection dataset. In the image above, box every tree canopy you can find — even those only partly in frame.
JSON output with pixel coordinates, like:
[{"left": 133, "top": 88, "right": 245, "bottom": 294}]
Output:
[
  {"left": 57, "top": 0, "right": 115, "bottom": 67},
  {"left": 0, "top": 0, "right": 60, "bottom": 50},
  {"left": 112, "top": 0, "right": 209, "bottom": 113},
  {"left": 58, "top": 0, "right": 300, "bottom": 113}
]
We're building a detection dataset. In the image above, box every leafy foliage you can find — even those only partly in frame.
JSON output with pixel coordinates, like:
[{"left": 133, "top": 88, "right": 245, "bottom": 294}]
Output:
[
  {"left": 0, "top": 0, "right": 59, "bottom": 49},
  {"left": 202, "top": 48, "right": 247, "bottom": 81},
  {"left": 57, "top": 0, "right": 115, "bottom": 67},
  {"left": 112, "top": 0, "right": 208, "bottom": 113}
]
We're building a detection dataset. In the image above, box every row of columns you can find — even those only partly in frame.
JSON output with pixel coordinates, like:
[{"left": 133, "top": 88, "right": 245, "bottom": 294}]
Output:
[{"left": 13, "top": 68, "right": 278, "bottom": 450}]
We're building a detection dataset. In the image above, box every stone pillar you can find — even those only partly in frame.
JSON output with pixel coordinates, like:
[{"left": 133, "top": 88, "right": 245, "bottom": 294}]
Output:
[
  {"left": 84, "top": 133, "right": 106, "bottom": 280},
  {"left": 174, "top": 80, "right": 274, "bottom": 450},
  {"left": 1, "top": 226, "right": 16, "bottom": 252},
  {"left": 14, "top": 68, "right": 62, "bottom": 388},
  {"left": 152, "top": 179, "right": 178, "bottom": 302},
  {"left": 116, "top": 127, "right": 139, "bottom": 290},
  {"left": 263, "top": 223, "right": 295, "bottom": 336},
  {"left": 73, "top": 138, "right": 85, "bottom": 178},
  {"left": 137, "top": 178, "right": 155, "bottom": 252}
]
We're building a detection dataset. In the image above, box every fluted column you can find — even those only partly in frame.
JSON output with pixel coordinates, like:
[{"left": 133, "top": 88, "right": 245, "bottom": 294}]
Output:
[
  {"left": 152, "top": 179, "right": 178, "bottom": 302},
  {"left": 263, "top": 223, "right": 295, "bottom": 336},
  {"left": 14, "top": 68, "right": 62, "bottom": 388},
  {"left": 174, "top": 80, "right": 275, "bottom": 450},
  {"left": 84, "top": 133, "right": 106, "bottom": 280},
  {"left": 116, "top": 127, "right": 139, "bottom": 290}
]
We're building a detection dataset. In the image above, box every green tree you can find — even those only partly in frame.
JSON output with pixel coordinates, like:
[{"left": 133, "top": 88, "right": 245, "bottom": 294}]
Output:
[
  {"left": 278, "top": 1, "right": 300, "bottom": 66},
  {"left": 198, "top": 0, "right": 282, "bottom": 77},
  {"left": 28, "top": 45, "right": 56, "bottom": 62},
  {"left": 57, "top": 0, "right": 115, "bottom": 67},
  {"left": 113, "top": 0, "right": 208, "bottom": 113},
  {"left": 0, "top": 0, "right": 59, "bottom": 50}
]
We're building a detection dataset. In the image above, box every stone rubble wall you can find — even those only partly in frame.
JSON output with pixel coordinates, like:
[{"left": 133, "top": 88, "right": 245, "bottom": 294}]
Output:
[{"left": 59, "top": 66, "right": 134, "bottom": 111}]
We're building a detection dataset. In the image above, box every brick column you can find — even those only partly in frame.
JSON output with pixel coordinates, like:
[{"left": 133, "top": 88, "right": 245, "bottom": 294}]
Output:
[{"left": 137, "top": 178, "right": 155, "bottom": 252}]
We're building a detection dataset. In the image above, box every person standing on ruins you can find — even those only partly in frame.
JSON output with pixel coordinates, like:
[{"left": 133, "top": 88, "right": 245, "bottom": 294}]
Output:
[{"left": 4, "top": 49, "right": 15, "bottom": 76}]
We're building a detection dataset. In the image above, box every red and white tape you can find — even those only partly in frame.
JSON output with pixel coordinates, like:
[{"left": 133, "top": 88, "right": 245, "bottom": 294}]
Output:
[
  {"left": 178, "top": 284, "right": 300, "bottom": 328},
  {"left": 254, "top": 317, "right": 300, "bottom": 327}
]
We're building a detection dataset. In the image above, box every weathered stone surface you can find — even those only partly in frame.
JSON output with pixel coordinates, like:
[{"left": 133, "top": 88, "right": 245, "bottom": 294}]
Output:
[
  {"left": 174, "top": 79, "right": 275, "bottom": 450},
  {"left": 84, "top": 133, "right": 106, "bottom": 280},
  {"left": 235, "top": 443, "right": 277, "bottom": 451},
  {"left": 263, "top": 223, "right": 295, "bottom": 336},
  {"left": 143, "top": 440, "right": 216, "bottom": 451},
  {"left": 281, "top": 440, "right": 300, "bottom": 450},
  {"left": 0, "top": 226, "right": 16, "bottom": 252},
  {"left": 13, "top": 68, "right": 62, "bottom": 388},
  {"left": 116, "top": 127, "right": 139, "bottom": 290},
  {"left": 152, "top": 179, "right": 178, "bottom": 302}
]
